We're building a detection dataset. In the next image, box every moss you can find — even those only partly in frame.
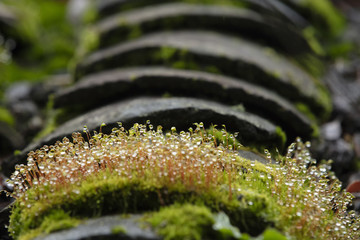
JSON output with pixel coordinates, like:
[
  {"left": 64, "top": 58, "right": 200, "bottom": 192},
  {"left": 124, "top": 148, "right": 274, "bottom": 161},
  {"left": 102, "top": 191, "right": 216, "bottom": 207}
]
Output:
[
  {"left": 206, "top": 126, "right": 242, "bottom": 150},
  {"left": 128, "top": 25, "right": 143, "bottom": 40},
  {"left": 69, "top": 27, "right": 99, "bottom": 74},
  {"left": 0, "top": 107, "right": 15, "bottom": 126},
  {"left": 262, "top": 228, "right": 288, "bottom": 240},
  {"left": 33, "top": 95, "right": 62, "bottom": 140},
  {"left": 300, "top": 0, "right": 345, "bottom": 38},
  {"left": 275, "top": 127, "right": 287, "bottom": 149},
  {"left": 326, "top": 41, "right": 355, "bottom": 59},
  {"left": 157, "top": 47, "right": 178, "bottom": 62},
  {"left": 293, "top": 54, "right": 325, "bottom": 78},
  {"left": 146, "top": 204, "right": 215, "bottom": 240},
  {"left": 205, "top": 65, "right": 221, "bottom": 74},
  {"left": 294, "top": 103, "right": 321, "bottom": 138},
  {"left": 81, "top": 1, "right": 98, "bottom": 25},
  {"left": 162, "top": 92, "right": 173, "bottom": 98},
  {"left": 302, "top": 27, "right": 325, "bottom": 56},
  {"left": 11, "top": 208, "right": 80, "bottom": 240},
  {"left": 111, "top": 225, "right": 127, "bottom": 234},
  {"left": 7, "top": 123, "right": 360, "bottom": 239},
  {"left": 295, "top": 103, "right": 317, "bottom": 123}
]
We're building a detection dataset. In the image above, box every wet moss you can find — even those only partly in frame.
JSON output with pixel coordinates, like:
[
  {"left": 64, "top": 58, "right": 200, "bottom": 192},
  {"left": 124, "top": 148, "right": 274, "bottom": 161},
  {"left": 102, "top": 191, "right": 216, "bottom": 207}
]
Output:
[
  {"left": 145, "top": 204, "right": 215, "bottom": 240},
  {"left": 111, "top": 225, "right": 127, "bottom": 234},
  {"left": 7, "top": 123, "right": 359, "bottom": 240},
  {"left": 10, "top": 207, "right": 80, "bottom": 240}
]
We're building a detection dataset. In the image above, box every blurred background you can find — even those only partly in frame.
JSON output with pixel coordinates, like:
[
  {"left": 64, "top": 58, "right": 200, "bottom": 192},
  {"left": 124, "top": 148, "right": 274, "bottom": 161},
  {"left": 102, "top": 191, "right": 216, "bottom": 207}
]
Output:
[{"left": 0, "top": 1, "right": 360, "bottom": 237}]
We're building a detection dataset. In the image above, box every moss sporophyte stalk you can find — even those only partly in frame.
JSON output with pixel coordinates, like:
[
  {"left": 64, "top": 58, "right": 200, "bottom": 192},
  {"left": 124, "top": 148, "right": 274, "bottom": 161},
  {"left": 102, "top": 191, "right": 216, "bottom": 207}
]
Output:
[{"left": 5, "top": 123, "right": 360, "bottom": 240}]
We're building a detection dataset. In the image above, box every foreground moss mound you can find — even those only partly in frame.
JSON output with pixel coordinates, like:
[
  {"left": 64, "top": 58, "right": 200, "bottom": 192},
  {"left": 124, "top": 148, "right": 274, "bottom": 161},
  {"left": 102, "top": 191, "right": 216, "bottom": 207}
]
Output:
[{"left": 6, "top": 123, "right": 360, "bottom": 240}]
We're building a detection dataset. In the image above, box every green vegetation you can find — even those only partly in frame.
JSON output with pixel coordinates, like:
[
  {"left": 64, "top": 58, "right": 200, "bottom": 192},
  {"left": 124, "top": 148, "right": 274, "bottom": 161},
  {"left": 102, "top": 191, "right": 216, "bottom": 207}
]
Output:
[
  {"left": 0, "top": 0, "right": 76, "bottom": 99},
  {"left": 111, "top": 225, "right": 127, "bottom": 234},
  {"left": 300, "top": 0, "right": 345, "bottom": 38},
  {"left": 146, "top": 204, "right": 215, "bottom": 240},
  {"left": 12, "top": 208, "right": 80, "bottom": 240},
  {"left": 0, "top": 107, "right": 15, "bottom": 126},
  {"left": 6, "top": 123, "right": 359, "bottom": 240}
]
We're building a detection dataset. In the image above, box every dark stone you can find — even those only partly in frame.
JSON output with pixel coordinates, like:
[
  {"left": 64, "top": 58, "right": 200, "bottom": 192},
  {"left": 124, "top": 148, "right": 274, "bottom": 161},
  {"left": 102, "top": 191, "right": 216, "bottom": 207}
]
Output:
[
  {"left": 0, "top": 3, "right": 26, "bottom": 55},
  {"left": 325, "top": 69, "right": 360, "bottom": 133},
  {"left": 0, "top": 205, "right": 11, "bottom": 240},
  {"left": 313, "top": 139, "right": 354, "bottom": 180},
  {"left": 353, "top": 133, "right": 360, "bottom": 158},
  {"left": 76, "top": 31, "right": 329, "bottom": 117},
  {"left": 55, "top": 67, "right": 313, "bottom": 138},
  {"left": 7, "top": 100, "right": 43, "bottom": 142},
  {"left": 34, "top": 214, "right": 160, "bottom": 240},
  {"left": 237, "top": 150, "right": 269, "bottom": 165},
  {"left": 67, "top": 0, "right": 92, "bottom": 25},
  {"left": 31, "top": 74, "right": 73, "bottom": 106},
  {"left": 0, "top": 3, "right": 17, "bottom": 40},
  {"left": 246, "top": 0, "right": 309, "bottom": 28},
  {"left": 94, "top": 0, "right": 308, "bottom": 30},
  {"left": 8, "top": 101, "right": 39, "bottom": 122},
  {"left": 5, "top": 82, "right": 33, "bottom": 103},
  {"left": 95, "top": 3, "right": 311, "bottom": 55},
  {"left": 321, "top": 120, "right": 342, "bottom": 141},
  {"left": 2, "top": 97, "right": 282, "bottom": 177},
  {"left": 0, "top": 122, "right": 24, "bottom": 156}
]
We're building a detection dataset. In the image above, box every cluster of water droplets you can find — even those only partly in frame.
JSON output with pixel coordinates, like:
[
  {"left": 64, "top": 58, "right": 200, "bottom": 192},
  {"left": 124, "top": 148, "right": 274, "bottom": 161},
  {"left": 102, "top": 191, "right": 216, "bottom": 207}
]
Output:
[
  {"left": 6, "top": 123, "right": 359, "bottom": 239},
  {"left": 270, "top": 137, "right": 359, "bottom": 239},
  {"left": 7, "top": 122, "right": 240, "bottom": 202}
]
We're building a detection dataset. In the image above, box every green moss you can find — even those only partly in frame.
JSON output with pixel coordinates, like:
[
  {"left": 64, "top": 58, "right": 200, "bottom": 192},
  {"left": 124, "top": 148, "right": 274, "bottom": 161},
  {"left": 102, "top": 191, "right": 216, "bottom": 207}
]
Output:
[
  {"left": 295, "top": 103, "right": 317, "bottom": 123},
  {"left": 300, "top": 0, "right": 345, "bottom": 37},
  {"left": 262, "top": 228, "right": 288, "bottom": 240},
  {"left": 326, "top": 41, "right": 355, "bottom": 59},
  {"left": 146, "top": 204, "right": 215, "bottom": 240},
  {"left": 1, "top": 0, "right": 76, "bottom": 99},
  {"left": 157, "top": 47, "right": 178, "bottom": 62},
  {"left": 128, "top": 25, "right": 142, "bottom": 40},
  {"left": 0, "top": 107, "right": 15, "bottom": 126},
  {"left": 293, "top": 54, "right": 325, "bottom": 78},
  {"left": 206, "top": 126, "right": 242, "bottom": 150},
  {"left": 275, "top": 127, "right": 287, "bottom": 149},
  {"left": 11, "top": 208, "right": 80, "bottom": 240},
  {"left": 295, "top": 103, "right": 321, "bottom": 138},
  {"left": 111, "top": 225, "right": 127, "bottom": 234},
  {"left": 33, "top": 95, "right": 62, "bottom": 140},
  {"left": 302, "top": 27, "right": 325, "bottom": 56},
  {"left": 7, "top": 124, "right": 360, "bottom": 240},
  {"left": 205, "top": 65, "right": 221, "bottom": 74},
  {"left": 69, "top": 27, "right": 99, "bottom": 73},
  {"left": 81, "top": 1, "right": 98, "bottom": 25}
]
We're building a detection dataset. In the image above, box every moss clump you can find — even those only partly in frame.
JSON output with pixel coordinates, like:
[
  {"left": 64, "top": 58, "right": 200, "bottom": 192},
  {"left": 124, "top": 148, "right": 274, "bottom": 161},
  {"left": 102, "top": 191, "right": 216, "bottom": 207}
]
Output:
[
  {"left": 0, "top": 107, "right": 15, "bottom": 126},
  {"left": 300, "top": 0, "right": 345, "bottom": 38},
  {"left": 14, "top": 208, "right": 80, "bottom": 240},
  {"left": 6, "top": 123, "right": 360, "bottom": 240},
  {"left": 146, "top": 204, "right": 215, "bottom": 240},
  {"left": 111, "top": 225, "right": 127, "bottom": 234}
]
